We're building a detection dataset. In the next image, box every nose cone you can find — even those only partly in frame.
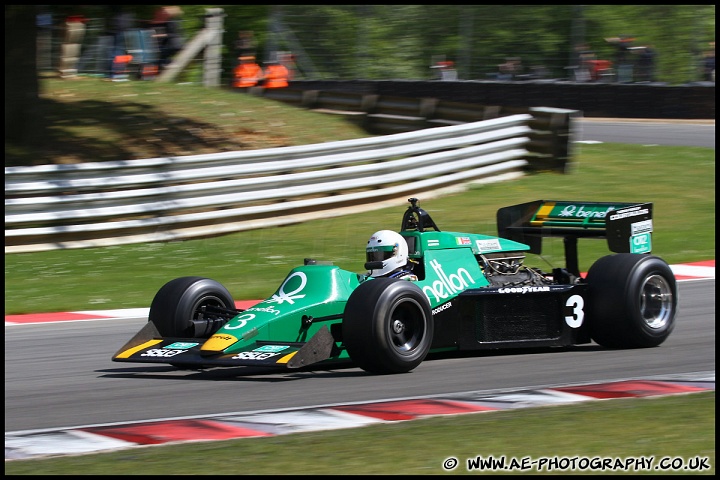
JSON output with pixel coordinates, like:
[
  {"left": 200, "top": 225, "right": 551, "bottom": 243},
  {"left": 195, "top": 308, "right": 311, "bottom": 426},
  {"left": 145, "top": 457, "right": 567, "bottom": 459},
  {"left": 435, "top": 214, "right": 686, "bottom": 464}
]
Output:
[{"left": 201, "top": 333, "right": 238, "bottom": 353}]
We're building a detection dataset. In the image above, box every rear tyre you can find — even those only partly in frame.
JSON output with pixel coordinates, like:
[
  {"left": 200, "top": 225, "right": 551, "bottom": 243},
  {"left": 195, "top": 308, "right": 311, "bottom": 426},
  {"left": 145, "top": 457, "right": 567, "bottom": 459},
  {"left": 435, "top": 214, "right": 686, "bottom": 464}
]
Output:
[
  {"left": 586, "top": 254, "right": 677, "bottom": 348},
  {"left": 343, "top": 278, "right": 433, "bottom": 374},
  {"left": 148, "top": 276, "right": 235, "bottom": 339}
]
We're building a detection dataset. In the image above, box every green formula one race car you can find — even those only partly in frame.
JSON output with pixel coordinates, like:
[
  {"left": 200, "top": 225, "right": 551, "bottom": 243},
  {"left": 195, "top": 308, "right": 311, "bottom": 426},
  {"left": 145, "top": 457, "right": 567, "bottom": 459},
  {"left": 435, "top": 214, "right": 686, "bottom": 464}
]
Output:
[{"left": 113, "top": 197, "right": 677, "bottom": 374}]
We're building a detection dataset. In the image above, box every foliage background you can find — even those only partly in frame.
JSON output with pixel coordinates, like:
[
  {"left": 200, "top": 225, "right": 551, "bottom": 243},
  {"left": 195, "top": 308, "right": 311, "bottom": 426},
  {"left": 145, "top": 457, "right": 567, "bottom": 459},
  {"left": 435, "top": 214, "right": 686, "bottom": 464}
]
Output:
[
  {"left": 30, "top": 5, "right": 717, "bottom": 85},
  {"left": 6, "top": 5, "right": 715, "bottom": 149}
]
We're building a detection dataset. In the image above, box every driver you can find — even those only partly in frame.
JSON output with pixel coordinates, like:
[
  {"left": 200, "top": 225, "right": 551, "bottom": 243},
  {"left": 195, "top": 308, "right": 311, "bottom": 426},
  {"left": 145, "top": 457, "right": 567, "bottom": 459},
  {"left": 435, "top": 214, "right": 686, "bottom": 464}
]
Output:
[{"left": 365, "top": 230, "right": 417, "bottom": 281}]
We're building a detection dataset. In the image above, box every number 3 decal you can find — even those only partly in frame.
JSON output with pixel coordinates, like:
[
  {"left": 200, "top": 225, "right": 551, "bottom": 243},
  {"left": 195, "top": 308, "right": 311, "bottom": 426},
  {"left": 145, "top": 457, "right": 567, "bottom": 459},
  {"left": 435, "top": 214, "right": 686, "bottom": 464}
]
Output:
[
  {"left": 565, "top": 294, "right": 584, "bottom": 328},
  {"left": 223, "top": 312, "right": 255, "bottom": 330}
]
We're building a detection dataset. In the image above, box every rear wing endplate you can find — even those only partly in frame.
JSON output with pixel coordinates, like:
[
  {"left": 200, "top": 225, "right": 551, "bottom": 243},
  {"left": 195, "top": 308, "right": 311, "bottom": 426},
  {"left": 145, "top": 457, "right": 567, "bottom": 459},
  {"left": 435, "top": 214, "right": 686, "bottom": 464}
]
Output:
[{"left": 497, "top": 200, "right": 653, "bottom": 275}]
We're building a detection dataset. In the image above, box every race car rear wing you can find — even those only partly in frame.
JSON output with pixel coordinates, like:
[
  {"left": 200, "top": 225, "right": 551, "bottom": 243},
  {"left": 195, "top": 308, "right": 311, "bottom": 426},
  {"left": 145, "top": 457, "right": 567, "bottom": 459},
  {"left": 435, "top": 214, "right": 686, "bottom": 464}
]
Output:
[{"left": 497, "top": 200, "right": 653, "bottom": 275}]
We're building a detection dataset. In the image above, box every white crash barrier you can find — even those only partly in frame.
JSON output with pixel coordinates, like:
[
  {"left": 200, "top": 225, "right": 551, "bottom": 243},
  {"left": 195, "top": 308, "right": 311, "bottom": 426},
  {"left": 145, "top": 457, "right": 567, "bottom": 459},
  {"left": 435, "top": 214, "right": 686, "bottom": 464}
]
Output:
[{"left": 5, "top": 115, "right": 532, "bottom": 253}]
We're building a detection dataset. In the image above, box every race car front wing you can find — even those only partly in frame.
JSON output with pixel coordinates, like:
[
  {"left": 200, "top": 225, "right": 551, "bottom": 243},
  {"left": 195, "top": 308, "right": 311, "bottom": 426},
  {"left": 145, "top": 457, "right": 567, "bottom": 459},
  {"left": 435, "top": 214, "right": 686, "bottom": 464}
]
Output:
[{"left": 112, "top": 321, "right": 337, "bottom": 369}]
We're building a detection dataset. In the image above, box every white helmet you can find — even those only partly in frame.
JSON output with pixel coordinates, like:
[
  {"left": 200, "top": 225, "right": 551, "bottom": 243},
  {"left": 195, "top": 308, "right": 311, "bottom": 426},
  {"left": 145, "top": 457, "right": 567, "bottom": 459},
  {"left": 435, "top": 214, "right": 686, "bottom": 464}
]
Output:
[{"left": 365, "top": 230, "right": 408, "bottom": 277}]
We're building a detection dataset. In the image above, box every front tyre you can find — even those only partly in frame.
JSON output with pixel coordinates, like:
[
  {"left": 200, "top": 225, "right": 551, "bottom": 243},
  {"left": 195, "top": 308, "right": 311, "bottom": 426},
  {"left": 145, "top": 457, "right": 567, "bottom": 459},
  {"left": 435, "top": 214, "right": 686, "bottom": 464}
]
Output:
[
  {"left": 586, "top": 254, "right": 677, "bottom": 348},
  {"left": 148, "top": 276, "right": 235, "bottom": 339},
  {"left": 343, "top": 278, "right": 433, "bottom": 374}
]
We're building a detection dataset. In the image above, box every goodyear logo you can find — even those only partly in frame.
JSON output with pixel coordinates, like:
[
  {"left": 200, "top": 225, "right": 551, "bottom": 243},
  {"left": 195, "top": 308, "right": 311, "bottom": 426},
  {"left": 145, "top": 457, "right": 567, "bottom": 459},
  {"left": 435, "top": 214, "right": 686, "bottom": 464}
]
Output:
[{"left": 498, "top": 286, "right": 551, "bottom": 294}]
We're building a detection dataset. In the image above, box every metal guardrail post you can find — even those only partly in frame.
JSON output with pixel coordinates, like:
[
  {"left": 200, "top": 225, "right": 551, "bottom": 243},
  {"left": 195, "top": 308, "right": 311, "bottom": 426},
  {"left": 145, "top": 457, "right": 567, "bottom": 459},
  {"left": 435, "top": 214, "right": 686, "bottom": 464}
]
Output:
[
  {"left": 156, "top": 8, "right": 225, "bottom": 84},
  {"left": 202, "top": 8, "right": 225, "bottom": 87}
]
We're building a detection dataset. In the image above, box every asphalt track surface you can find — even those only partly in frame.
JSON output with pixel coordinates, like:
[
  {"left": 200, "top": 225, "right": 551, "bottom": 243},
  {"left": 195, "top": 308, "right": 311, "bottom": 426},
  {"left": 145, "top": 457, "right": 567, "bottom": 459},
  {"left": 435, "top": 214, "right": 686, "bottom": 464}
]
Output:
[
  {"left": 5, "top": 120, "right": 715, "bottom": 459},
  {"left": 578, "top": 118, "right": 715, "bottom": 149},
  {"left": 4, "top": 276, "right": 715, "bottom": 434}
]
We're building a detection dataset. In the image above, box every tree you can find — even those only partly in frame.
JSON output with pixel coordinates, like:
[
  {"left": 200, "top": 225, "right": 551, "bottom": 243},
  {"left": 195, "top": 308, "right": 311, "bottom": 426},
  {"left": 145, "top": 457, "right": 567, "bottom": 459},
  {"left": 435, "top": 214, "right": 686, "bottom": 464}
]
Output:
[{"left": 5, "top": 6, "right": 42, "bottom": 144}]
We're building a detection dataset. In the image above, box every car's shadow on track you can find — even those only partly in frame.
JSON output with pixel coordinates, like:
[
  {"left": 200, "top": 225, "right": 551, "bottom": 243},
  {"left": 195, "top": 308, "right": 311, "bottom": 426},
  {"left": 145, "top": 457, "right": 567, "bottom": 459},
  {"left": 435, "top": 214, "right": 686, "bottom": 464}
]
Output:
[
  {"left": 97, "top": 364, "right": 367, "bottom": 382},
  {"left": 425, "top": 343, "right": 608, "bottom": 361},
  {"left": 97, "top": 344, "right": 608, "bottom": 381}
]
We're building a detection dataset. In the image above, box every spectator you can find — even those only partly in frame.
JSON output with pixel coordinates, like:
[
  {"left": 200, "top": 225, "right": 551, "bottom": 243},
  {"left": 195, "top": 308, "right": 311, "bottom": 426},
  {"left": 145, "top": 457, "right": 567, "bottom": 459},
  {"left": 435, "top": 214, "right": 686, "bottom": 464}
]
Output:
[
  {"left": 635, "top": 45, "right": 657, "bottom": 82},
  {"left": 262, "top": 60, "right": 290, "bottom": 88},
  {"left": 233, "top": 30, "right": 257, "bottom": 79},
  {"left": 605, "top": 35, "right": 635, "bottom": 83},
  {"left": 278, "top": 51, "right": 298, "bottom": 81},
  {"left": 702, "top": 42, "right": 715, "bottom": 82},
  {"left": 497, "top": 57, "right": 522, "bottom": 81},
  {"left": 36, "top": 12, "right": 54, "bottom": 72},
  {"left": 438, "top": 60, "right": 458, "bottom": 81},
  {"left": 152, "top": 6, "right": 185, "bottom": 70},
  {"left": 234, "top": 30, "right": 257, "bottom": 60},
  {"left": 570, "top": 43, "right": 595, "bottom": 82},
  {"left": 58, "top": 14, "right": 87, "bottom": 79},
  {"left": 105, "top": 6, "right": 135, "bottom": 79},
  {"left": 233, "top": 56, "right": 263, "bottom": 88},
  {"left": 430, "top": 57, "right": 458, "bottom": 81},
  {"left": 529, "top": 64, "right": 549, "bottom": 80}
]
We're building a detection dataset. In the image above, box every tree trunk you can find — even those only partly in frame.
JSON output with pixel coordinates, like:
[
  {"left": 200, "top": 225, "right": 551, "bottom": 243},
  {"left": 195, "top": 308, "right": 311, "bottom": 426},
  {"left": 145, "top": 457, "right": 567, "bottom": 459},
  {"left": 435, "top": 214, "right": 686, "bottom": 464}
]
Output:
[{"left": 5, "top": 6, "right": 43, "bottom": 148}]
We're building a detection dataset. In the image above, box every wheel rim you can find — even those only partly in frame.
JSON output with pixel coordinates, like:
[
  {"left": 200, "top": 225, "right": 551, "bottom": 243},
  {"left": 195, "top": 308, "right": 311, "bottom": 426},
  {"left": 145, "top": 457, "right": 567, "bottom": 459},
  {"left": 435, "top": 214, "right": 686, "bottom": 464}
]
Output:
[
  {"left": 188, "top": 295, "right": 229, "bottom": 336},
  {"left": 191, "top": 295, "right": 226, "bottom": 320},
  {"left": 639, "top": 274, "right": 673, "bottom": 329},
  {"left": 388, "top": 300, "right": 426, "bottom": 354}
]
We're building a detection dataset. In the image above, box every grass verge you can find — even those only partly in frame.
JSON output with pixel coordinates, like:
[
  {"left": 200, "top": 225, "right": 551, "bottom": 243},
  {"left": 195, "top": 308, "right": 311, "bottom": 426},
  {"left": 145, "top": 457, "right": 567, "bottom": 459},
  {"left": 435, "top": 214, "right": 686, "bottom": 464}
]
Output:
[
  {"left": 5, "top": 142, "right": 715, "bottom": 314},
  {"left": 5, "top": 391, "right": 714, "bottom": 475}
]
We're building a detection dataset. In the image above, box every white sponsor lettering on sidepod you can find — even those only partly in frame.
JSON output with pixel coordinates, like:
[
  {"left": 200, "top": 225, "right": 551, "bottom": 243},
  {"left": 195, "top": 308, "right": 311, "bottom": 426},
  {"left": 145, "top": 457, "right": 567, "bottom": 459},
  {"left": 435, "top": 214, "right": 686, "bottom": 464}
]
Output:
[
  {"left": 432, "top": 302, "right": 452, "bottom": 316},
  {"left": 422, "top": 259, "right": 475, "bottom": 303}
]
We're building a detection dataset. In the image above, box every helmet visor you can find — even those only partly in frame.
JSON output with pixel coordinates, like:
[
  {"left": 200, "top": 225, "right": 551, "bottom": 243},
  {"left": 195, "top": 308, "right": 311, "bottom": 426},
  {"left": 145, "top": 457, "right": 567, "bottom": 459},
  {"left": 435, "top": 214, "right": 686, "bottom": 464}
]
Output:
[{"left": 366, "top": 245, "right": 396, "bottom": 263}]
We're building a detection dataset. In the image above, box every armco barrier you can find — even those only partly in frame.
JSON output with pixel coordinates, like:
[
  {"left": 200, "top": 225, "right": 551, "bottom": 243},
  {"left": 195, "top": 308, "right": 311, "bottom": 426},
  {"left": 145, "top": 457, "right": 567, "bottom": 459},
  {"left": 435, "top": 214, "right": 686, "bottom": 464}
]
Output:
[
  {"left": 252, "top": 88, "right": 579, "bottom": 172},
  {"left": 5, "top": 115, "right": 534, "bottom": 254},
  {"left": 276, "top": 79, "right": 716, "bottom": 120}
]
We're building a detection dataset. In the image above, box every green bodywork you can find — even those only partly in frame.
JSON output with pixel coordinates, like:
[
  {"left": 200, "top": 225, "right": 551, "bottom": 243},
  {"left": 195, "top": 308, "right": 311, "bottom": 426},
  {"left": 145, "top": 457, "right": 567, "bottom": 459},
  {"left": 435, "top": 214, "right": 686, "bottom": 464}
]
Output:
[{"left": 208, "top": 230, "right": 530, "bottom": 359}]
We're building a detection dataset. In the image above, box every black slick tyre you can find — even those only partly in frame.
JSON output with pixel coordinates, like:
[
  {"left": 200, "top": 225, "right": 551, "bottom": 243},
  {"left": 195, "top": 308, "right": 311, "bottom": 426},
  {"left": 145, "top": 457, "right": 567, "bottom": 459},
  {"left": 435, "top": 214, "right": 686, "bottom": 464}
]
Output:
[
  {"left": 586, "top": 254, "right": 677, "bottom": 348},
  {"left": 148, "top": 276, "right": 235, "bottom": 339},
  {"left": 342, "top": 278, "right": 433, "bottom": 374}
]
